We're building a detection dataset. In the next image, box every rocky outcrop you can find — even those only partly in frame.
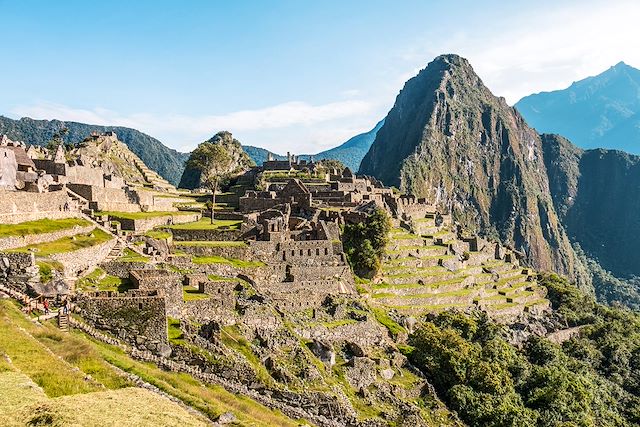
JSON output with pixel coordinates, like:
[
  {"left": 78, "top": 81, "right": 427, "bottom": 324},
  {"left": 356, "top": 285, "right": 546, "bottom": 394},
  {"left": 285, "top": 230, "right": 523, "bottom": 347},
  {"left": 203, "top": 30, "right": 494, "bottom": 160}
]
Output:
[
  {"left": 179, "top": 131, "right": 255, "bottom": 189},
  {"left": 360, "top": 54, "right": 582, "bottom": 282}
]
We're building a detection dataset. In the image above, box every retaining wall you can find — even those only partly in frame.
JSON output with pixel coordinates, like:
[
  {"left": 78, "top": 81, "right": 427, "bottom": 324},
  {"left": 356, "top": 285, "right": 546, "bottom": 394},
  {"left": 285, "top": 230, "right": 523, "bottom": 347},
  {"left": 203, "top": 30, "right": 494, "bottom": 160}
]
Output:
[
  {"left": 0, "top": 190, "right": 74, "bottom": 223},
  {"left": 51, "top": 236, "right": 117, "bottom": 277},
  {"left": 0, "top": 224, "right": 95, "bottom": 251}
]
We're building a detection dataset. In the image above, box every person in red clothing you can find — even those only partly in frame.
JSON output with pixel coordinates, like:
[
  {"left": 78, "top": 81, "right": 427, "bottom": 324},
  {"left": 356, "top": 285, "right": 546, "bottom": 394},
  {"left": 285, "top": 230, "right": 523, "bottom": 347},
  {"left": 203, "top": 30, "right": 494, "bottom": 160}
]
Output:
[{"left": 43, "top": 299, "right": 49, "bottom": 315}]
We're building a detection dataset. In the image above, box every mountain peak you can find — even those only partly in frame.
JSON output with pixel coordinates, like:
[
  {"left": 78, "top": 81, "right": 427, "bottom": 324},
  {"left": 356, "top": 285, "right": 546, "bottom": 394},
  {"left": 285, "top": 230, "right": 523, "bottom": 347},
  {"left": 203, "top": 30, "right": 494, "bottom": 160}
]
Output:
[{"left": 612, "top": 60, "right": 631, "bottom": 70}]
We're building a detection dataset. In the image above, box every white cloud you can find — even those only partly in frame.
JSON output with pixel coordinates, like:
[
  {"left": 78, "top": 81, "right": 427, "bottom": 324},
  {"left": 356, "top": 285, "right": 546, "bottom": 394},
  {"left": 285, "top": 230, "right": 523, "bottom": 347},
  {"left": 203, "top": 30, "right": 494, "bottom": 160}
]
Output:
[
  {"left": 10, "top": 99, "right": 377, "bottom": 153},
  {"left": 9, "top": 1, "right": 640, "bottom": 154},
  {"left": 395, "top": 0, "right": 640, "bottom": 104}
]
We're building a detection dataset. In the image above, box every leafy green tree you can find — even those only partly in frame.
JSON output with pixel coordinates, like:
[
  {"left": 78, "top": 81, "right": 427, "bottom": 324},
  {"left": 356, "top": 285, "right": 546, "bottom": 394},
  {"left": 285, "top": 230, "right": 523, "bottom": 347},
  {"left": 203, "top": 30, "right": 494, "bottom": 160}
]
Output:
[
  {"left": 46, "top": 126, "right": 69, "bottom": 151},
  {"left": 186, "top": 141, "right": 233, "bottom": 223},
  {"left": 342, "top": 208, "right": 390, "bottom": 277}
]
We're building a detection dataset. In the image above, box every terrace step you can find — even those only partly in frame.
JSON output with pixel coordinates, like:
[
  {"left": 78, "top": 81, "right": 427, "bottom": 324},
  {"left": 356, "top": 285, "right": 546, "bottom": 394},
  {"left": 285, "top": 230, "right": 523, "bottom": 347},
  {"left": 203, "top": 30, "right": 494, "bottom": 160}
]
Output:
[{"left": 58, "top": 312, "right": 69, "bottom": 331}]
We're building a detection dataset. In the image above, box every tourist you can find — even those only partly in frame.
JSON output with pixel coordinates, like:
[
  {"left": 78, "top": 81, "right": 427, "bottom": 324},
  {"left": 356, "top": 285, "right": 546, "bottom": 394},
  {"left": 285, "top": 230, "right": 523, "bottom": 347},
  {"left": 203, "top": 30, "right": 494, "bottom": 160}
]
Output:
[{"left": 43, "top": 299, "right": 49, "bottom": 315}]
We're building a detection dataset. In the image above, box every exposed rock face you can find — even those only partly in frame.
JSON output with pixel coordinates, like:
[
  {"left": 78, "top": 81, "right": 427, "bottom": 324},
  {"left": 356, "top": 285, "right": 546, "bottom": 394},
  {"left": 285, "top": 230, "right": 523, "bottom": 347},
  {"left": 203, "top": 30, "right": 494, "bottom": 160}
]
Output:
[
  {"left": 543, "top": 135, "right": 640, "bottom": 279},
  {"left": 360, "top": 54, "right": 581, "bottom": 280},
  {"left": 178, "top": 131, "right": 255, "bottom": 189}
]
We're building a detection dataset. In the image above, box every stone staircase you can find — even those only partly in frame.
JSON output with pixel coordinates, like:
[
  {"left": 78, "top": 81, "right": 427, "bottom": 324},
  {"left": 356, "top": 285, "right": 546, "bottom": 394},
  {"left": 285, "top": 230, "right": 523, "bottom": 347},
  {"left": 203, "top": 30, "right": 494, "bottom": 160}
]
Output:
[
  {"left": 64, "top": 186, "right": 90, "bottom": 211},
  {"left": 104, "top": 240, "right": 124, "bottom": 262},
  {"left": 110, "top": 141, "right": 176, "bottom": 192},
  {"left": 58, "top": 311, "right": 69, "bottom": 331}
]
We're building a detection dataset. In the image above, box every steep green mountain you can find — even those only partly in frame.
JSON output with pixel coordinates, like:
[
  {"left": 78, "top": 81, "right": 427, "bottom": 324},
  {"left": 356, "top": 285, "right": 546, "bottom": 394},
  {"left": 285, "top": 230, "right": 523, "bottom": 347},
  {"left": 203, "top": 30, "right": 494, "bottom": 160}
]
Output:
[
  {"left": 243, "top": 119, "right": 384, "bottom": 171},
  {"left": 0, "top": 116, "right": 189, "bottom": 185},
  {"left": 542, "top": 134, "right": 640, "bottom": 296},
  {"left": 179, "top": 131, "right": 255, "bottom": 189},
  {"left": 319, "top": 119, "right": 384, "bottom": 171},
  {"left": 243, "top": 146, "right": 285, "bottom": 166},
  {"left": 516, "top": 61, "right": 640, "bottom": 154},
  {"left": 360, "top": 54, "right": 582, "bottom": 282}
]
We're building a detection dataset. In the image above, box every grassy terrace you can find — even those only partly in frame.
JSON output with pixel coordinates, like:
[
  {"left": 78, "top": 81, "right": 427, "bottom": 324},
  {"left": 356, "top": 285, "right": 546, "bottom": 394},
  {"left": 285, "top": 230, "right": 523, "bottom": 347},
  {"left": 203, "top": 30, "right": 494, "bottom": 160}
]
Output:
[
  {"left": 8, "top": 228, "right": 112, "bottom": 256},
  {"left": 386, "top": 244, "right": 445, "bottom": 254},
  {"left": 0, "top": 217, "right": 91, "bottom": 238},
  {"left": 167, "top": 218, "right": 242, "bottom": 230},
  {"left": 145, "top": 230, "right": 172, "bottom": 240},
  {"left": 0, "top": 301, "right": 300, "bottom": 426},
  {"left": 183, "top": 286, "right": 209, "bottom": 301},
  {"left": 118, "top": 248, "right": 150, "bottom": 263},
  {"left": 77, "top": 267, "right": 135, "bottom": 292},
  {"left": 373, "top": 288, "right": 474, "bottom": 300},
  {"left": 97, "top": 211, "right": 196, "bottom": 220},
  {"left": 192, "top": 256, "right": 265, "bottom": 268}
]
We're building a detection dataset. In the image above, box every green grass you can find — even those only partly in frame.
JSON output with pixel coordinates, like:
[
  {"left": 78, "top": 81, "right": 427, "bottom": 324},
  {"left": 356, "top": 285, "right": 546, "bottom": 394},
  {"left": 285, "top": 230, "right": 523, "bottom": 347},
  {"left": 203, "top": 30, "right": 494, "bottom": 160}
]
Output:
[
  {"left": 0, "top": 300, "right": 104, "bottom": 397},
  {"left": 219, "top": 326, "right": 275, "bottom": 386},
  {"left": 8, "top": 228, "right": 113, "bottom": 256},
  {"left": 76, "top": 268, "right": 134, "bottom": 292},
  {"left": 167, "top": 218, "right": 242, "bottom": 231},
  {"left": 370, "top": 306, "right": 405, "bottom": 338},
  {"left": 82, "top": 329, "right": 302, "bottom": 426},
  {"left": 0, "top": 218, "right": 91, "bottom": 238},
  {"left": 118, "top": 248, "right": 150, "bottom": 263},
  {"left": 98, "top": 211, "right": 195, "bottom": 220},
  {"left": 37, "top": 260, "right": 64, "bottom": 282},
  {"left": 183, "top": 287, "right": 209, "bottom": 301},
  {"left": 167, "top": 317, "right": 185, "bottom": 344},
  {"left": 207, "top": 274, "right": 240, "bottom": 282},
  {"left": 145, "top": 230, "right": 172, "bottom": 240},
  {"left": 176, "top": 241, "right": 247, "bottom": 247},
  {"left": 192, "top": 256, "right": 265, "bottom": 268},
  {"left": 319, "top": 319, "right": 357, "bottom": 328}
]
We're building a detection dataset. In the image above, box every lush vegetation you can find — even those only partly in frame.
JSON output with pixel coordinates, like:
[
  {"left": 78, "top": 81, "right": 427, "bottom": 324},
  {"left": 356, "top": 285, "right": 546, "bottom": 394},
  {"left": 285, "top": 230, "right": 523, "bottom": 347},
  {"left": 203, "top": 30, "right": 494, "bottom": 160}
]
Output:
[
  {"left": 0, "top": 218, "right": 91, "bottom": 238},
  {"left": 118, "top": 247, "right": 150, "bottom": 263},
  {"left": 342, "top": 208, "right": 390, "bottom": 277},
  {"left": 406, "top": 274, "right": 640, "bottom": 426}
]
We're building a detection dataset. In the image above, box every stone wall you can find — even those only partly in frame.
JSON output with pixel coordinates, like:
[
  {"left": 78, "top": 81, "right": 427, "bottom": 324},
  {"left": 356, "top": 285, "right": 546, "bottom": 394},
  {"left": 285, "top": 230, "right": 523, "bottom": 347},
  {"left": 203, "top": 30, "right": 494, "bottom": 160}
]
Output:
[
  {"left": 170, "top": 228, "right": 243, "bottom": 242},
  {"left": 101, "top": 260, "right": 150, "bottom": 278},
  {"left": 175, "top": 244, "right": 248, "bottom": 259},
  {"left": 130, "top": 269, "right": 183, "bottom": 317},
  {"left": 111, "top": 213, "right": 201, "bottom": 232},
  {"left": 181, "top": 280, "right": 236, "bottom": 323},
  {"left": 0, "top": 190, "right": 74, "bottom": 223},
  {"left": 279, "top": 240, "right": 337, "bottom": 264},
  {"left": 76, "top": 290, "right": 169, "bottom": 354},
  {"left": 50, "top": 236, "right": 117, "bottom": 277},
  {"left": 0, "top": 252, "right": 37, "bottom": 291},
  {"left": 0, "top": 224, "right": 95, "bottom": 251}
]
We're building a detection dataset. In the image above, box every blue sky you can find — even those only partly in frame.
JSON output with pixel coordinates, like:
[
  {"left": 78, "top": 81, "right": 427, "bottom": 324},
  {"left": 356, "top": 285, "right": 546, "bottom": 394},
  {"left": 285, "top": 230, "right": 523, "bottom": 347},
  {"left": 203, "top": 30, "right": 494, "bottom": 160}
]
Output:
[{"left": 1, "top": 0, "right": 638, "bottom": 153}]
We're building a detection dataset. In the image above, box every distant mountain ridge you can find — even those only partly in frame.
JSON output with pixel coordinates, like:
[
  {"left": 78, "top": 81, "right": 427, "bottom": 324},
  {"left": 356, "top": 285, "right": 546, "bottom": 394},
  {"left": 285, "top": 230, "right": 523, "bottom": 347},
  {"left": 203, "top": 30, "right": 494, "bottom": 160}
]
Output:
[
  {"left": 0, "top": 116, "right": 189, "bottom": 185},
  {"left": 516, "top": 61, "right": 640, "bottom": 154},
  {"left": 244, "top": 119, "right": 384, "bottom": 171}
]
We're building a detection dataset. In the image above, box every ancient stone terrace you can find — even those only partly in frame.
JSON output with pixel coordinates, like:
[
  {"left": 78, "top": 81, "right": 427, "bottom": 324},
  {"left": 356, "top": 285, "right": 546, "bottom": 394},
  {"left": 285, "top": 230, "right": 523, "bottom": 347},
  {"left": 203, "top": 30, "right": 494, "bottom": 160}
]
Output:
[
  {"left": 242, "top": 170, "right": 393, "bottom": 212},
  {"left": 368, "top": 214, "right": 550, "bottom": 322}
]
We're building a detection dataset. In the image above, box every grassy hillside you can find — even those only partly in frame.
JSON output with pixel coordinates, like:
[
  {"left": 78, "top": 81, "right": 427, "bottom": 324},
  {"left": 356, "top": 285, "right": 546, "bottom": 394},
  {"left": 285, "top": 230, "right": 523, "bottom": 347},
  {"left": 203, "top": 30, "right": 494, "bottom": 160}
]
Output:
[{"left": 0, "top": 299, "right": 303, "bottom": 426}]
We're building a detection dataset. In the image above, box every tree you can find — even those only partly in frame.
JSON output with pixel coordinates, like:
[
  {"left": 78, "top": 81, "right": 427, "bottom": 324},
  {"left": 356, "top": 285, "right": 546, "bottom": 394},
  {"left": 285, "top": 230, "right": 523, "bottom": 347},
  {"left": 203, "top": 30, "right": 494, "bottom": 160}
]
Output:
[
  {"left": 46, "top": 126, "right": 69, "bottom": 151},
  {"left": 342, "top": 208, "right": 390, "bottom": 277},
  {"left": 186, "top": 142, "right": 233, "bottom": 224}
]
